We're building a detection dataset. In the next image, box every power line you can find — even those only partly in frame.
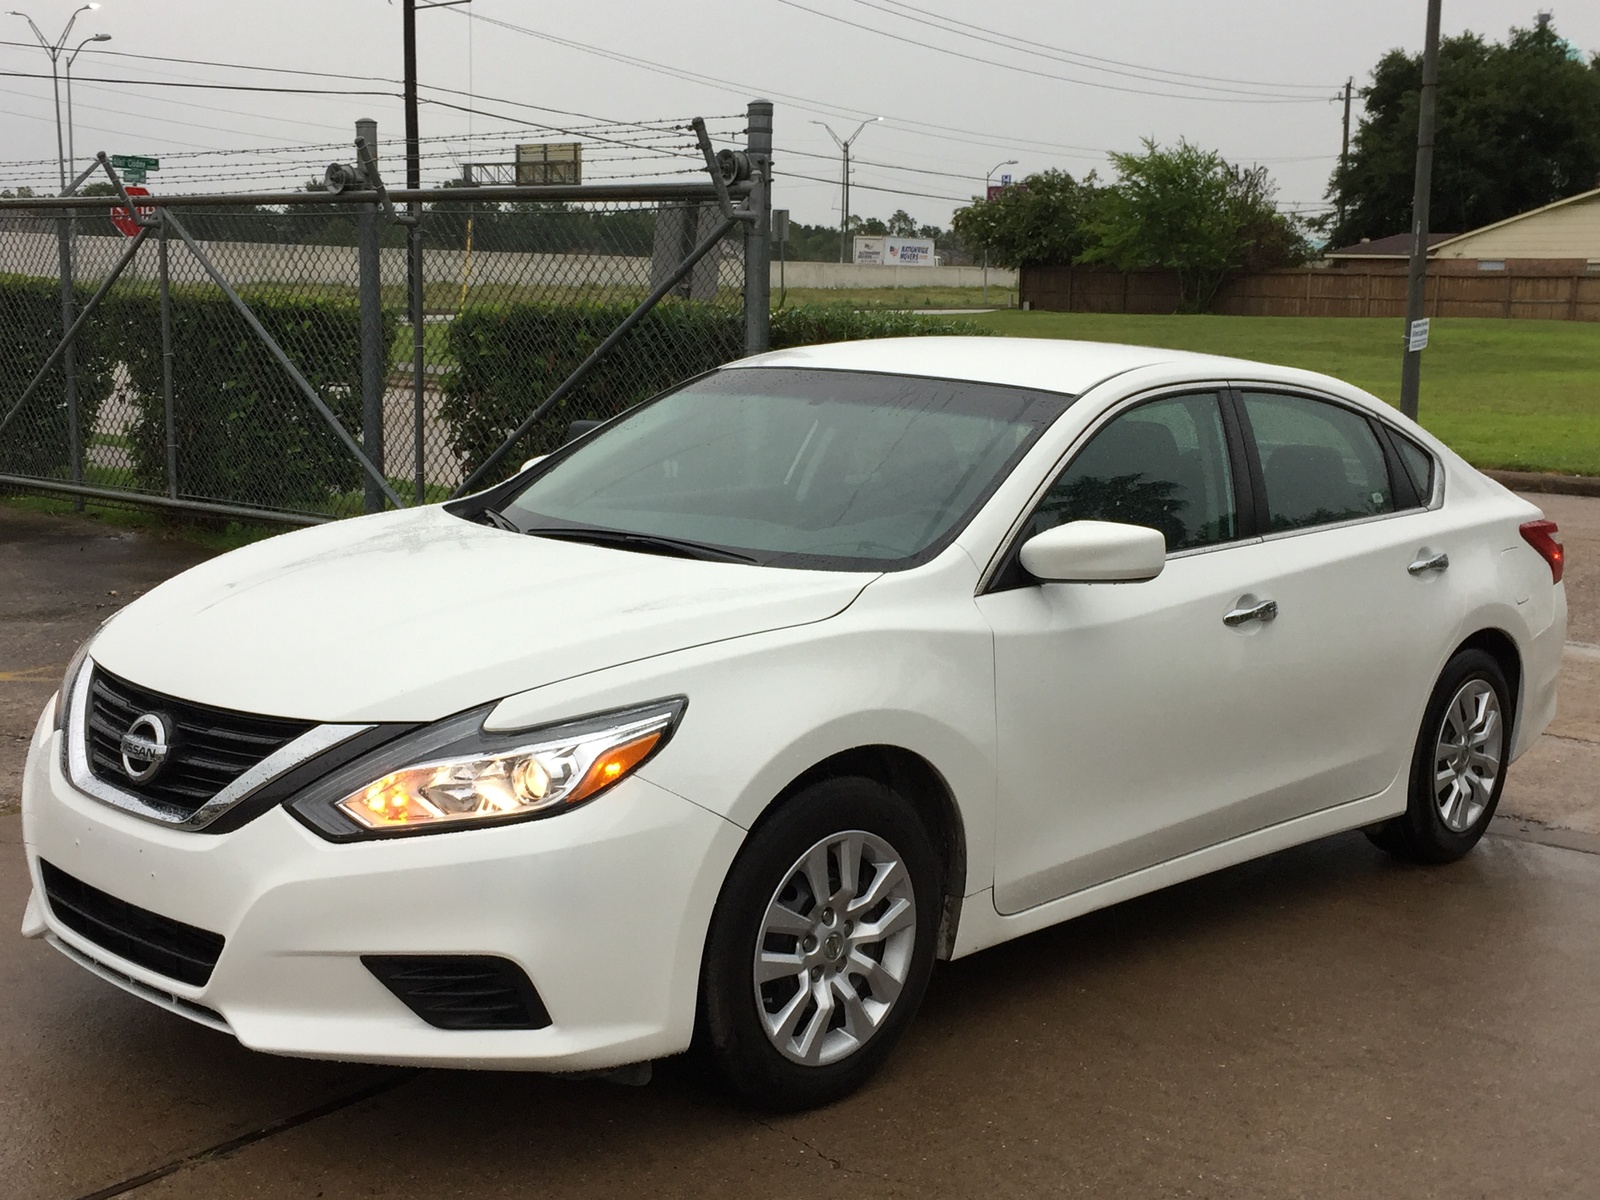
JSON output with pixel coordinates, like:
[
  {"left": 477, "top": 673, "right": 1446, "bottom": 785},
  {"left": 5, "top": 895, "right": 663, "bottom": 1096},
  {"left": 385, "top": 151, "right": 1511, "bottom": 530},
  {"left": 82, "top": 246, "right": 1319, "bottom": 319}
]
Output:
[
  {"left": 774, "top": 0, "right": 1328, "bottom": 103},
  {"left": 0, "top": 69, "right": 394, "bottom": 96},
  {"left": 857, "top": 0, "right": 1339, "bottom": 93}
]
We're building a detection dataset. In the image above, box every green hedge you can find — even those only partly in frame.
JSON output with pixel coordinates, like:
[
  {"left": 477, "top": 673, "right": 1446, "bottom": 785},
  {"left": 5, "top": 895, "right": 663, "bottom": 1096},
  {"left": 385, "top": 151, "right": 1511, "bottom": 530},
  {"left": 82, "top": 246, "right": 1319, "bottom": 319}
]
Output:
[
  {"left": 440, "top": 302, "right": 989, "bottom": 479},
  {"left": 100, "top": 289, "right": 392, "bottom": 511},
  {"left": 0, "top": 275, "right": 116, "bottom": 478}
]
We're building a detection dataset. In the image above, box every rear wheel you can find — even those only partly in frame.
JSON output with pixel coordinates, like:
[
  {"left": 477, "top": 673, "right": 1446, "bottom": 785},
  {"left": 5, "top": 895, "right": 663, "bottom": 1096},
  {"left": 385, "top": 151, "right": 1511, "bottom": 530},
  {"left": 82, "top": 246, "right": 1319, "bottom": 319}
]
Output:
[
  {"left": 1366, "top": 649, "right": 1510, "bottom": 863},
  {"left": 697, "top": 777, "right": 939, "bottom": 1110}
]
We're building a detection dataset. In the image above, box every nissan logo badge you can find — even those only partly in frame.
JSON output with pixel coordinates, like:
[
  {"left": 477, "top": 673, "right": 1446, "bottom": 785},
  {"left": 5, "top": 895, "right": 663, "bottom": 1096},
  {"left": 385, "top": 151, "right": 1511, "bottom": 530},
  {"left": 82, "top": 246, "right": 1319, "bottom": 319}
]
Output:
[{"left": 120, "top": 713, "right": 172, "bottom": 783}]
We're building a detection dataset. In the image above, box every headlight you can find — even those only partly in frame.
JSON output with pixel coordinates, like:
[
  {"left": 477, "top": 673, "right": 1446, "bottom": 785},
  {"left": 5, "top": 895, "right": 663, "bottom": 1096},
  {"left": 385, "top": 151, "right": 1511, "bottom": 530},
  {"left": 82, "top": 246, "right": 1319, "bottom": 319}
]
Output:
[
  {"left": 52, "top": 634, "right": 96, "bottom": 732},
  {"left": 288, "top": 697, "right": 686, "bottom": 841}
]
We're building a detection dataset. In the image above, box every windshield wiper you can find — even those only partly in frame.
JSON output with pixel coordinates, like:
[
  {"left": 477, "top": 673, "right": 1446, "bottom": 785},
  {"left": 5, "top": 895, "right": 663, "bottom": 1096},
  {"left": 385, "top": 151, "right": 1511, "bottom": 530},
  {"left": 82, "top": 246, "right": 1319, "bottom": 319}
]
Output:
[
  {"left": 522, "top": 525, "right": 757, "bottom": 564},
  {"left": 477, "top": 507, "right": 521, "bottom": 533}
]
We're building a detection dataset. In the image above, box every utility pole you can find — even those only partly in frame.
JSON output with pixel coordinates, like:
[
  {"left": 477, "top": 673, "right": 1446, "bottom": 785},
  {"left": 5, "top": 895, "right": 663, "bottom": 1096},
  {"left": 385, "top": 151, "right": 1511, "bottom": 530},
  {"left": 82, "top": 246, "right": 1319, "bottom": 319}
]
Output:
[
  {"left": 1399, "top": 0, "right": 1442, "bottom": 422},
  {"left": 812, "top": 117, "right": 881, "bottom": 263},
  {"left": 1338, "top": 76, "right": 1353, "bottom": 230}
]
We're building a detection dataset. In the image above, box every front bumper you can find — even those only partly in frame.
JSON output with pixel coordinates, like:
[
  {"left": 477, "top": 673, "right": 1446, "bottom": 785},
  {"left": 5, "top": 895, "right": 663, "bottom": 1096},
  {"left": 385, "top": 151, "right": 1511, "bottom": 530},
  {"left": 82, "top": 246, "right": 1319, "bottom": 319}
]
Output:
[{"left": 19, "top": 704, "right": 743, "bottom": 1071}]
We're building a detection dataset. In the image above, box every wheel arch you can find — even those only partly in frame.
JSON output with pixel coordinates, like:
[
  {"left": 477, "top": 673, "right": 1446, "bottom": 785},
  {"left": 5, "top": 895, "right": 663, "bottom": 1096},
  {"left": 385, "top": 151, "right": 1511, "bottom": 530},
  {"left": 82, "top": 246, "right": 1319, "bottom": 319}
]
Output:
[
  {"left": 756, "top": 744, "right": 969, "bottom": 959},
  {"left": 1450, "top": 627, "right": 1522, "bottom": 736}
]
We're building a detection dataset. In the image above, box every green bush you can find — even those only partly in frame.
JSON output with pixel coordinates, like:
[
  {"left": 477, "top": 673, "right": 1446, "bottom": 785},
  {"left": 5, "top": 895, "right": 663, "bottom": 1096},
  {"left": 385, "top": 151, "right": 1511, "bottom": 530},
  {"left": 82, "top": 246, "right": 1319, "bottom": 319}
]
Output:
[
  {"left": 440, "top": 301, "right": 990, "bottom": 480},
  {"left": 0, "top": 274, "right": 116, "bottom": 478},
  {"left": 100, "top": 289, "right": 392, "bottom": 512}
]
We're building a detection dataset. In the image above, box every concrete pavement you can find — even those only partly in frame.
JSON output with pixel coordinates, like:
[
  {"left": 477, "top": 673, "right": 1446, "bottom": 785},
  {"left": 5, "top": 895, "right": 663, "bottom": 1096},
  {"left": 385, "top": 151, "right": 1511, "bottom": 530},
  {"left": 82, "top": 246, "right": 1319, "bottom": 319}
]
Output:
[{"left": 2, "top": 494, "right": 1598, "bottom": 1199}]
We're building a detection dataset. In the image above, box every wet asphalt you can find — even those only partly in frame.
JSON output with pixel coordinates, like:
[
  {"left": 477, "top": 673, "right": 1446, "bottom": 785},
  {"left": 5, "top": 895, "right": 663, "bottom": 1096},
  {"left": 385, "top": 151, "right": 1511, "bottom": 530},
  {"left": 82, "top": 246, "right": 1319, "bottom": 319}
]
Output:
[{"left": 1, "top": 497, "right": 1597, "bottom": 1200}]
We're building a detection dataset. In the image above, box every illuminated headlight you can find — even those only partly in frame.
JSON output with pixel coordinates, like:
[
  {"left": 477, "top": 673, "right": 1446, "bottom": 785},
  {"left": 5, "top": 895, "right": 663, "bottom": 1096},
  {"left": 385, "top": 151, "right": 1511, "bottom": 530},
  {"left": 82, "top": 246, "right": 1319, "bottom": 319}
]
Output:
[{"left": 289, "top": 698, "right": 686, "bottom": 840}]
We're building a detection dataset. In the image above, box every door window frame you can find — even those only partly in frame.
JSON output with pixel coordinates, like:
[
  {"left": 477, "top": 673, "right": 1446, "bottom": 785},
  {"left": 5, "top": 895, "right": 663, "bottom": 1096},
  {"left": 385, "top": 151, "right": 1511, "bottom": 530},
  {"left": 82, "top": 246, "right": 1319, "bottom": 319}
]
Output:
[
  {"left": 1223, "top": 383, "right": 1445, "bottom": 545},
  {"left": 981, "top": 384, "right": 1258, "bottom": 594}
]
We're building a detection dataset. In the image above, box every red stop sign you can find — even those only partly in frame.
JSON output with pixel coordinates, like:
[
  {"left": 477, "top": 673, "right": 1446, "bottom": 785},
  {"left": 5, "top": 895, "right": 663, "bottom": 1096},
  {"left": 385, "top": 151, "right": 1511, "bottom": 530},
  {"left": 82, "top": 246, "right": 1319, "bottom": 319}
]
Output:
[{"left": 110, "top": 186, "right": 153, "bottom": 237}]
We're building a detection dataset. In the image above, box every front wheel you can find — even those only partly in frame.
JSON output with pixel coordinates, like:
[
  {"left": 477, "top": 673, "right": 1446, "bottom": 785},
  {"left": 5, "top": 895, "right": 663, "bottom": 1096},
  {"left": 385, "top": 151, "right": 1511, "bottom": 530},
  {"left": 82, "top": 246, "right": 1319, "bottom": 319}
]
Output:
[
  {"left": 697, "top": 777, "right": 940, "bottom": 1110},
  {"left": 1366, "top": 648, "right": 1511, "bottom": 863}
]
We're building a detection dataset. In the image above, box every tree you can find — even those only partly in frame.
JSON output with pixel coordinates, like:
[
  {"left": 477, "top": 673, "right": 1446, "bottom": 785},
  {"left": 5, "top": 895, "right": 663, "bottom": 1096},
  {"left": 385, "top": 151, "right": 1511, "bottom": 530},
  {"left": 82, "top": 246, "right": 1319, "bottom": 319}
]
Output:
[
  {"left": 1326, "top": 18, "right": 1600, "bottom": 246},
  {"left": 949, "top": 169, "right": 1101, "bottom": 268},
  {"left": 884, "top": 208, "right": 918, "bottom": 236},
  {"left": 1082, "top": 139, "right": 1310, "bottom": 312}
]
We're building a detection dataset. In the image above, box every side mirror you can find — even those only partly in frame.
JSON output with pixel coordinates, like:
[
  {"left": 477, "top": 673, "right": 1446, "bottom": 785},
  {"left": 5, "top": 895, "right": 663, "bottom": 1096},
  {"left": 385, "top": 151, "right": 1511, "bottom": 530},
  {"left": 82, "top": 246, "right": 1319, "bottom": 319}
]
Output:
[
  {"left": 564, "top": 418, "right": 603, "bottom": 444},
  {"left": 1019, "top": 520, "right": 1166, "bottom": 583},
  {"left": 520, "top": 455, "right": 547, "bottom": 473}
]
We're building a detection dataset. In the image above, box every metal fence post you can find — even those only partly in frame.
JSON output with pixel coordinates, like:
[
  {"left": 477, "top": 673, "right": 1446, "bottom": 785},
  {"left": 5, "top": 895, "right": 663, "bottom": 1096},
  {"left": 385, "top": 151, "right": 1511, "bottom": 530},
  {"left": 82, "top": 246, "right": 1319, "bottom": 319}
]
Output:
[
  {"left": 743, "top": 99, "right": 773, "bottom": 357},
  {"left": 410, "top": 213, "right": 425, "bottom": 506},
  {"left": 356, "top": 119, "right": 386, "bottom": 513},
  {"left": 158, "top": 212, "right": 177, "bottom": 498},
  {"left": 56, "top": 208, "right": 83, "bottom": 507}
]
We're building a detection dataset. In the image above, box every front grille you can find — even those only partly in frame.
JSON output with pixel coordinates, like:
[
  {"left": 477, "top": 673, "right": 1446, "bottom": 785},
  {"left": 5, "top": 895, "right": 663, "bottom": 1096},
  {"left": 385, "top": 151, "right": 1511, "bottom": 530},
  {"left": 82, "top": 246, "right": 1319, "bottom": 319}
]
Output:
[
  {"left": 40, "top": 860, "right": 225, "bottom": 986},
  {"left": 85, "top": 666, "right": 313, "bottom": 817},
  {"left": 363, "top": 956, "right": 553, "bottom": 1030}
]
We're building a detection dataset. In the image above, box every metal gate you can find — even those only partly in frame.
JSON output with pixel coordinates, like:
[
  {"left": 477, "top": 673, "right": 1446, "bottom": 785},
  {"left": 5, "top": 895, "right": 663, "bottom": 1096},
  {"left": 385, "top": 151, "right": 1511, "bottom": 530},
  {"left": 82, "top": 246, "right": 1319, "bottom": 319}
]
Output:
[{"left": 0, "top": 101, "right": 772, "bottom": 524}]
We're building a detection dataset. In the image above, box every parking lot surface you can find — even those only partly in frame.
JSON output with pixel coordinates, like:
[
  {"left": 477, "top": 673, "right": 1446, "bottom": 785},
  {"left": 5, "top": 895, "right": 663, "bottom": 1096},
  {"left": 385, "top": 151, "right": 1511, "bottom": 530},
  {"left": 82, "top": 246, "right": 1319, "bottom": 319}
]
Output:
[{"left": 2, "top": 495, "right": 1598, "bottom": 1199}]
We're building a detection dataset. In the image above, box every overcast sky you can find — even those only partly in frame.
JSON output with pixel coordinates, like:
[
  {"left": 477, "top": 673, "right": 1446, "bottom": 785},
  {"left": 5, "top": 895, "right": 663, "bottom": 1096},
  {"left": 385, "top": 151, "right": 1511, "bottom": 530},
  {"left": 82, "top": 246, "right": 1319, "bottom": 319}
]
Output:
[{"left": 2, "top": 0, "right": 1596, "bottom": 232}]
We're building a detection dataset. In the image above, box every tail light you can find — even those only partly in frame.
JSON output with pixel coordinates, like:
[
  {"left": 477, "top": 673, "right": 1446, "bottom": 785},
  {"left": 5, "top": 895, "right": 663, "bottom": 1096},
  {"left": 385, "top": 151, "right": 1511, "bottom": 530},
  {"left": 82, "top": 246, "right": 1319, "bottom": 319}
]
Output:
[{"left": 1519, "top": 520, "right": 1564, "bottom": 584}]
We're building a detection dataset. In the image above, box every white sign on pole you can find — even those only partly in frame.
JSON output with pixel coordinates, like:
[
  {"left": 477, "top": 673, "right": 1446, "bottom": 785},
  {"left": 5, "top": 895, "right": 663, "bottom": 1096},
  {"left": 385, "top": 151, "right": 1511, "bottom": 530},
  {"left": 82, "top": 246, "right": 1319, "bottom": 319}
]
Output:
[{"left": 1408, "top": 318, "right": 1430, "bottom": 351}]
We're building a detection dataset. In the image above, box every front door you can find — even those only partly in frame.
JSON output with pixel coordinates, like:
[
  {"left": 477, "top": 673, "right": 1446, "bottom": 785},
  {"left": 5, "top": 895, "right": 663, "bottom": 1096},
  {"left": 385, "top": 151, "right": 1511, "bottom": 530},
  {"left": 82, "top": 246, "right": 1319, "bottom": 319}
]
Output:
[{"left": 978, "top": 391, "right": 1294, "bottom": 915}]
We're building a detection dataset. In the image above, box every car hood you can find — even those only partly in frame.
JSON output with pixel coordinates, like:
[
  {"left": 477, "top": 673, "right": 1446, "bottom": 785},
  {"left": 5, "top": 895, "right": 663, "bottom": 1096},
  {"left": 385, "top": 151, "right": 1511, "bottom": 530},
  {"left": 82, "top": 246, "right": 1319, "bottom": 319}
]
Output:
[{"left": 89, "top": 506, "right": 876, "bottom": 722}]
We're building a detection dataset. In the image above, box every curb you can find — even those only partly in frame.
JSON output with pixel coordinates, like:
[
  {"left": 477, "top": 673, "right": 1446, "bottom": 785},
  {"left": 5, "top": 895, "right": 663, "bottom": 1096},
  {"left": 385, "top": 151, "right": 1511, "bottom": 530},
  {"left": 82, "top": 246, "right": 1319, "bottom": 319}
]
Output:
[{"left": 1484, "top": 469, "right": 1600, "bottom": 498}]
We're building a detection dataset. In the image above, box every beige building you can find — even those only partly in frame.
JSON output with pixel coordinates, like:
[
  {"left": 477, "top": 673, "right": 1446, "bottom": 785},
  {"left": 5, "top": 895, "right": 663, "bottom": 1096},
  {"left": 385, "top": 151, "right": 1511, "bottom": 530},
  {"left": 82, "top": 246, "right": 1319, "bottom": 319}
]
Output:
[{"left": 1430, "top": 186, "right": 1600, "bottom": 268}]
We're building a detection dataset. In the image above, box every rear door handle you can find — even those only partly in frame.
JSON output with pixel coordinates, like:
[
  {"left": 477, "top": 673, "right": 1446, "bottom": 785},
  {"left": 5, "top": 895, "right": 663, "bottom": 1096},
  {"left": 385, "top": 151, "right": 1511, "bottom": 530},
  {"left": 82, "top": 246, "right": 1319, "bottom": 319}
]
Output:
[
  {"left": 1223, "top": 598, "right": 1278, "bottom": 627},
  {"left": 1408, "top": 551, "right": 1450, "bottom": 576}
]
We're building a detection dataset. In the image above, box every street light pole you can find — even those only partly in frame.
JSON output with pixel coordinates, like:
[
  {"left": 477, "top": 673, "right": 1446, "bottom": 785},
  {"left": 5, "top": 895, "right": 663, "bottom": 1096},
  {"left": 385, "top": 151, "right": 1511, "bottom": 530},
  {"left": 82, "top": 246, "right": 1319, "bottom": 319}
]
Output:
[
  {"left": 66, "top": 33, "right": 112, "bottom": 178},
  {"left": 8, "top": 5, "right": 100, "bottom": 189},
  {"left": 10, "top": 4, "right": 101, "bottom": 512},
  {"left": 983, "top": 158, "right": 1017, "bottom": 306},
  {"left": 812, "top": 117, "right": 881, "bottom": 264}
]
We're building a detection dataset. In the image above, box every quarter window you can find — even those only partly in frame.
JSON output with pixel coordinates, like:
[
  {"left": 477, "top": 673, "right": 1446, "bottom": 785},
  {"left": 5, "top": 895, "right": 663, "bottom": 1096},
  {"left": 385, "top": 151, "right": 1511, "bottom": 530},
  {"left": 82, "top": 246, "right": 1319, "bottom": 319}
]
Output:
[
  {"left": 1025, "top": 393, "right": 1237, "bottom": 553},
  {"left": 1240, "top": 392, "right": 1394, "bottom": 532},
  {"left": 1391, "top": 432, "right": 1436, "bottom": 504}
]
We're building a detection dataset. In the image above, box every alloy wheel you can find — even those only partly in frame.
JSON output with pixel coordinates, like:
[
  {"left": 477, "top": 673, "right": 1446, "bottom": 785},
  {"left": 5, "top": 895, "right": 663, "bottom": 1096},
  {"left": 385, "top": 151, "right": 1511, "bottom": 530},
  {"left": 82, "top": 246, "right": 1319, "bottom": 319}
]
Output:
[
  {"left": 753, "top": 830, "right": 917, "bottom": 1066},
  {"left": 1433, "top": 678, "right": 1503, "bottom": 833}
]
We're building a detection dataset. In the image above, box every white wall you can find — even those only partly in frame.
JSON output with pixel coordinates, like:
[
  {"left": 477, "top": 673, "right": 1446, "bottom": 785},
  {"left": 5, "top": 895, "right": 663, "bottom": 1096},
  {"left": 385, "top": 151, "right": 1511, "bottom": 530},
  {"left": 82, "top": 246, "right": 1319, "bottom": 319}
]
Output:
[{"left": 771, "top": 261, "right": 1017, "bottom": 290}]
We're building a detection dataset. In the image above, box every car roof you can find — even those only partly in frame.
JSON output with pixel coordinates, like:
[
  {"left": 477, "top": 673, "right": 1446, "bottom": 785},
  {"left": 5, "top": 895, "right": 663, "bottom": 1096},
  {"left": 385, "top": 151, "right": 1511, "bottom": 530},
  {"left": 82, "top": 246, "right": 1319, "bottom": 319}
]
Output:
[{"left": 732, "top": 336, "right": 1295, "bottom": 397}]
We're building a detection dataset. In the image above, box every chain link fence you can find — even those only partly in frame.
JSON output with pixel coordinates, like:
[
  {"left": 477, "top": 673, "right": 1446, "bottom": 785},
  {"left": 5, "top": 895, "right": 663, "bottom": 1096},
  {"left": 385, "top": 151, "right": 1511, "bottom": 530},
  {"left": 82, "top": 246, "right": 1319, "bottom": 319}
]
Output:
[{"left": 0, "top": 107, "right": 769, "bottom": 523}]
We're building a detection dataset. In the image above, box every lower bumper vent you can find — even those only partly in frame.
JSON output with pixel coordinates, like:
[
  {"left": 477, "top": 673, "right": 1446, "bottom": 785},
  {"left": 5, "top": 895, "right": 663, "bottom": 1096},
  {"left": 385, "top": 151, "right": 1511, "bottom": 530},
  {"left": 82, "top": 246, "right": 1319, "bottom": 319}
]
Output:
[
  {"left": 40, "top": 860, "right": 225, "bottom": 987},
  {"left": 363, "top": 955, "right": 552, "bottom": 1030}
]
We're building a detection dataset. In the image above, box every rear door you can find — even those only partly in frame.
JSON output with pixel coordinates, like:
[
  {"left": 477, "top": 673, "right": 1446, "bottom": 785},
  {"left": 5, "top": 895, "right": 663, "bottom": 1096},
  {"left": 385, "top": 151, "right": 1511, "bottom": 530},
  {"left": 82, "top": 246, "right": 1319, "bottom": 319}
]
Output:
[{"left": 1227, "top": 387, "right": 1466, "bottom": 810}]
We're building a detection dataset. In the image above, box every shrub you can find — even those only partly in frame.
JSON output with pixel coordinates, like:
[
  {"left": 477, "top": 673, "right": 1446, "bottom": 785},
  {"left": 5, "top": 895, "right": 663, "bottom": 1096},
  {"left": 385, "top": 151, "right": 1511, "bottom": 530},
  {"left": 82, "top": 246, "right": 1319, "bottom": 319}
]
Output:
[
  {"left": 0, "top": 274, "right": 116, "bottom": 478},
  {"left": 101, "top": 289, "right": 391, "bottom": 513}
]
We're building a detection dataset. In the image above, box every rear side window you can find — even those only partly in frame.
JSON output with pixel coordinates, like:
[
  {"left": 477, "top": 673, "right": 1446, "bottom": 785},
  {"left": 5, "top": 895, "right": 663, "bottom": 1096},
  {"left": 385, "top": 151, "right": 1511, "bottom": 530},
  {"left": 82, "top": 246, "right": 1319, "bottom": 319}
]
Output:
[
  {"left": 1025, "top": 392, "right": 1238, "bottom": 552},
  {"left": 1240, "top": 392, "right": 1394, "bottom": 532},
  {"left": 1392, "top": 432, "right": 1436, "bottom": 503}
]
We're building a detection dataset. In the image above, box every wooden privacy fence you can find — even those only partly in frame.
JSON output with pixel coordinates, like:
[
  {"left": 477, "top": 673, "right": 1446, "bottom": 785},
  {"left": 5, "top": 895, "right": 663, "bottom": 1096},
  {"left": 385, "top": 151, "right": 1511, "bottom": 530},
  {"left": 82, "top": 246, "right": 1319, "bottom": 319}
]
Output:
[{"left": 1020, "top": 263, "right": 1600, "bottom": 322}]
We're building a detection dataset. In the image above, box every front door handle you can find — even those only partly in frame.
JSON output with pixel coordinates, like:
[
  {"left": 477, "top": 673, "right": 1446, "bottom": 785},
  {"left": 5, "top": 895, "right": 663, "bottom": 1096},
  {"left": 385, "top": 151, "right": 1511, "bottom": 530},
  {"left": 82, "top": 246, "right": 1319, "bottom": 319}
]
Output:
[
  {"left": 1408, "top": 551, "right": 1450, "bottom": 576},
  {"left": 1223, "top": 598, "right": 1279, "bottom": 627}
]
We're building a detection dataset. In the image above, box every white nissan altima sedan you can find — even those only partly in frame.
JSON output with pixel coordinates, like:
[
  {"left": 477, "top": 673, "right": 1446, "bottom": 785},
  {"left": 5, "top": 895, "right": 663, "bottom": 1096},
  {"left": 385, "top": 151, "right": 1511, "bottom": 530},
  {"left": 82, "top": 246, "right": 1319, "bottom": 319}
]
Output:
[{"left": 20, "top": 337, "right": 1566, "bottom": 1109}]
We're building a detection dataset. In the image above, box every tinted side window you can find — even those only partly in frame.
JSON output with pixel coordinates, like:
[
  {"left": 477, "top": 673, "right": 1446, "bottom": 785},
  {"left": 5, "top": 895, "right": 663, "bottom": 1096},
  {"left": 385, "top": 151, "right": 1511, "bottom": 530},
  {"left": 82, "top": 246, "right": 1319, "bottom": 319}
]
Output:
[
  {"left": 1392, "top": 432, "right": 1436, "bottom": 504},
  {"left": 1241, "top": 392, "right": 1393, "bottom": 532},
  {"left": 1026, "top": 393, "right": 1237, "bottom": 552}
]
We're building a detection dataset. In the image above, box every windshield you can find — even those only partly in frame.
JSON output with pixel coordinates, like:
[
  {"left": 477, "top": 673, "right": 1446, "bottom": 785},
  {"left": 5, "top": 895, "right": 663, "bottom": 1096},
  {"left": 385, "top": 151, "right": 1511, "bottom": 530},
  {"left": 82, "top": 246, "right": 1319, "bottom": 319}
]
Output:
[{"left": 493, "top": 367, "right": 1073, "bottom": 570}]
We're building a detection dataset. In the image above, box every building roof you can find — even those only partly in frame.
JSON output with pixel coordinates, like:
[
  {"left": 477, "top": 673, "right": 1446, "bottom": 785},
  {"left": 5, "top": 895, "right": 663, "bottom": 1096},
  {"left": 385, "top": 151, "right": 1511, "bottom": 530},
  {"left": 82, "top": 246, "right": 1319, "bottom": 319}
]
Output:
[
  {"left": 1430, "top": 186, "right": 1600, "bottom": 258},
  {"left": 1324, "top": 232, "right": 1456, "bottom": 259}
]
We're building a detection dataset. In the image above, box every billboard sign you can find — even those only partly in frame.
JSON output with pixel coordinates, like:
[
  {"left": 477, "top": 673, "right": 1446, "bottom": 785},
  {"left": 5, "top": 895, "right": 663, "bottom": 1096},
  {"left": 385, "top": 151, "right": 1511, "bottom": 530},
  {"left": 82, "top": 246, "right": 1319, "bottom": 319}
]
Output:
[
  {"left": 853, "top": 236, "right": 884, "bottom": 265},
  {"left": 885, "top": 236, "right": 935, "bottom": 265}
]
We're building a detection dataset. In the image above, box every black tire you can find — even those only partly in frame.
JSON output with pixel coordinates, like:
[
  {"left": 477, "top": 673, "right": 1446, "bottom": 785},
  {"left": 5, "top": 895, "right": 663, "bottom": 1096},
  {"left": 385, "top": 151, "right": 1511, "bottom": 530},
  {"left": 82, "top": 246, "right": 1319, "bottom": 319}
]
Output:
[
  {"left": 1365, "top": 648, "right": 1512, "bottom": 864},
  {"left": 697, "top": 776, "right": 940, "bottom": 1111}
]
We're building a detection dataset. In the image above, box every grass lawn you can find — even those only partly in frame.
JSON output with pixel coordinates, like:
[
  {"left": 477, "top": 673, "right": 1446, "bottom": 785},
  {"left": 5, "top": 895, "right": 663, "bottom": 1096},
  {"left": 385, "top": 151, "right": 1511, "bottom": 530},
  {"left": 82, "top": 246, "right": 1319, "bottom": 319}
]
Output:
[{"left": 963, "top": 312, "right": 1600, "bottom": 478}]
